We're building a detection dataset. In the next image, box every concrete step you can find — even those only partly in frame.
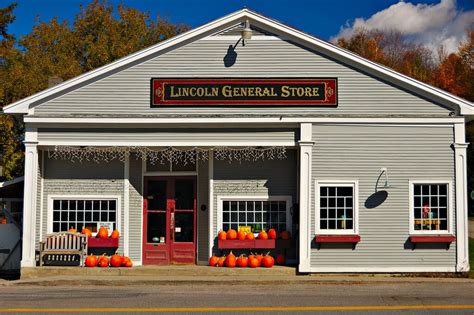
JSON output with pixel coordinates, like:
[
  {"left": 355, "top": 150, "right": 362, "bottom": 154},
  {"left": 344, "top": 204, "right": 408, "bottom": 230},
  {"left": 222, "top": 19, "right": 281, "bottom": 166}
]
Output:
[{"left": 20, "top": 265, "right": 297, "bottom": 279}]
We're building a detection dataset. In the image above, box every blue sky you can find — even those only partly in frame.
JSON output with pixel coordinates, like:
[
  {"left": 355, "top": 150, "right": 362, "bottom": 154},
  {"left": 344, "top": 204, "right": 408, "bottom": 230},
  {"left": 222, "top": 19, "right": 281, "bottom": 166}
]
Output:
[{"left": 3, "top": 0, "right": 474, "bottom": 52}]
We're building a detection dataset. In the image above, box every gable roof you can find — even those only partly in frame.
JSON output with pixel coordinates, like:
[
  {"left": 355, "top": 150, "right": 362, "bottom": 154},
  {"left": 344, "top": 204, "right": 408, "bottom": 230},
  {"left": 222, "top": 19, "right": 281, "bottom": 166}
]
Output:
[{"left": 3, "top": 8, "right": 473, "bottom": 116}]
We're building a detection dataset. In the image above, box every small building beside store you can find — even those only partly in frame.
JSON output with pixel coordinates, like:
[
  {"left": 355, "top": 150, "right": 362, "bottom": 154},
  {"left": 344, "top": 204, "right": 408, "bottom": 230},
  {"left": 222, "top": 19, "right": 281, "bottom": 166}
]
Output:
[{"left": 3, "top": 9, "right": 473, "bottom": 273}]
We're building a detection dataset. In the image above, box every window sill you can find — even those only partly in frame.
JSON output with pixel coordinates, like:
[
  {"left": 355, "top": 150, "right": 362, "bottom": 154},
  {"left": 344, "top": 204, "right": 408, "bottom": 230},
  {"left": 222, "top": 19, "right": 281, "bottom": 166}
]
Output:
[
  {"left": 409, "top": 235, "right": 455, "bottom": 243},
  {"left": 314, "top": 235, "right": 361, "bottom": 243}
]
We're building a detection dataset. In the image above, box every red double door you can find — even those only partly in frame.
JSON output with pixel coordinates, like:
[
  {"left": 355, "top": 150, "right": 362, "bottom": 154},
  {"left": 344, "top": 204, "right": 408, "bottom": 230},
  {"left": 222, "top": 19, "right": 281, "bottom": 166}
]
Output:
[{"left": 143, "top": 177, "right": 196, "bottom": 265}]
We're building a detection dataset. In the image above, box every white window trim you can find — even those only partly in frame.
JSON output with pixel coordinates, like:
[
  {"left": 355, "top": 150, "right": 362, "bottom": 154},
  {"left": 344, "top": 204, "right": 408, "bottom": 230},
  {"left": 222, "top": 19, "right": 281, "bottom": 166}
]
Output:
[
  {"left": 315, "top": 180, "right": 359, "bottom": 236},
  {"left": 216, "top": 195, "right": 293, "bottom": 234},
  {"left": 408, "top": 180, "right": 453, "bottom": 235},
  {"left": 47, "top": 195, "right": 122, "bottom": 234}
]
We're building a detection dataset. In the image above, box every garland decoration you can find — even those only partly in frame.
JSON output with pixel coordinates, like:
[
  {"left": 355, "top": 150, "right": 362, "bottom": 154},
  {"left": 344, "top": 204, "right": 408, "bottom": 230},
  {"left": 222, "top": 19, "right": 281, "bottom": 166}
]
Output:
[{"left": 47, "top": 146, "right": 287, "bottom": 164}]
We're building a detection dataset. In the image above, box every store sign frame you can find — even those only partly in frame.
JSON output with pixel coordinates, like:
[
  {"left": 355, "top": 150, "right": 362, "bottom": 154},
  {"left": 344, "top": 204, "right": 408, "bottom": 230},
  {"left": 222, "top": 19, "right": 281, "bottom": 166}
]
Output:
[{"left": 151, "top": 78, "right": 337, "bottom": 106}]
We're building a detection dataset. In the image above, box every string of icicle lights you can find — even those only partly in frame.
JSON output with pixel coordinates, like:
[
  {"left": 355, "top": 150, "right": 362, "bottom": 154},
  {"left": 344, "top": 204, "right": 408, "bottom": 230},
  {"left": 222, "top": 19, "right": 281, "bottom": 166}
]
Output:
[{"left": 47, "top": 146, "right": 287, "bottom": 164}]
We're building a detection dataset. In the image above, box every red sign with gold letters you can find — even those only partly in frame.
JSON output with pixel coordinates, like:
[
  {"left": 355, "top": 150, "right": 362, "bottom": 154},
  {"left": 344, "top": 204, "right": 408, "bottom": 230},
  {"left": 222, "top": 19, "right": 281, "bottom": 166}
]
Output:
[{"left": 151, "top": 78, "right": 337, "bottom": 106}]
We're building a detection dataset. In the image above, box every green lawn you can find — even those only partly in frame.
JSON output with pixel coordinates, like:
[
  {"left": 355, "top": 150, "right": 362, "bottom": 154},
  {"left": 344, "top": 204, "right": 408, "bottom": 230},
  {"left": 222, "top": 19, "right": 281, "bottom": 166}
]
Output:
[{"left": 470, "top": 238, "right": 474, "bottom": 278}]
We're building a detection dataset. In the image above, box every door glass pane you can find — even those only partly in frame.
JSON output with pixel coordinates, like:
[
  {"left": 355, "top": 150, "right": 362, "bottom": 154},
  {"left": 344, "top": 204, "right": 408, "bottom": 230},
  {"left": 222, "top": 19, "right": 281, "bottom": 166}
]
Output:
[
  {"left": 175, "top": 180, "right": 194, "bottom": 210},
  {"left": 147, "top": 212, "right": 167, "bottom": 244},
  {"left": 147, "top": 180, "right": 167, "bottom": 210},
  {"left": 174, "top": 212, "right": 194, "bottom": 242}
]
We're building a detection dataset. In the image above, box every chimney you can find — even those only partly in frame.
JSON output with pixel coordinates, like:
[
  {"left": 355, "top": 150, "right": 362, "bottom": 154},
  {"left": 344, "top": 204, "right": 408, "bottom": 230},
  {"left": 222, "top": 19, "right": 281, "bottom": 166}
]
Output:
[{"left": 48, "top": 76, "right": 63, "bottom": 88}]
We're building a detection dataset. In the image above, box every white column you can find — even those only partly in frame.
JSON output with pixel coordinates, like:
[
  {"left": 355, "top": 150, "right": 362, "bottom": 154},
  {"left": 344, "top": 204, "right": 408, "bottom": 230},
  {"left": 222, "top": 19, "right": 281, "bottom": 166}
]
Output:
[
  {"left": 454, "top": 122, "right": 469, "bottom": 272},
  {"left": 208, "top": 151, "right": 214, "bottom": 258},
  {"left": 298, "top": 123, "right": 314, "bottom": 273},
  {"left": 123, "top": 154, "right": 130, "bottom": 257},
  {"left": 22, "top": 129, "right": 39, "bottom": 267}
]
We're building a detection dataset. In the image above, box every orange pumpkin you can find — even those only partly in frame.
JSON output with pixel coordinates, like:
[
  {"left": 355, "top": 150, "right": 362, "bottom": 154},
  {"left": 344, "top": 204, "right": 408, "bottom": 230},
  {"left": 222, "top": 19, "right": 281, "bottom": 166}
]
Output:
[
  {"left": 85, "top": 254, "right": 98, "bottom": 267},
  {"left": 236, "top": 255, "right": 248, "bottom": 268},
  {"left": 217, "top": 256, "right": 226, "bottom": 267},
  {"left": 110, "top": 229, "right": 120, "bottom": 239},
  {"left": 97, "top": 255, "right": 109, "bottom": 268},
  {"left": 209, "top": 255, "right": 219, "bottom": 266},
  {"left": 248, "top": 257, "right": 259, "bottom": 268},
  {"left": 110, "top": 254, "right": 123, "bottom": 267},
  {"left": 268, "top": 228, "right": 277, "bottom": 240},
  {"left": 227, "top": 229, "right": 237, "bottom": 240},
  {"left": 122, "top": 256, "right": 133, "bottom": 268},
  {"left": 237, "top": 231, "right": 246, "bottom": 241},
  {"left": 81, "top": 227, "right": 92, "bottom": 238},
  {"left": 255, "top": 253, "right": 263, "bottom": 266},
  {"left": 262, "top": 254, "right": 274, "bottom": 268},
  {"left": 258, "top": 231, "right": 268, "bottom": 240},
  {"left": 218, "top": 230, "right": 227, "bottom": 241},
  {"left": 245, "top": 233, "right": 255, "bottom": 240},
  {"left": 224, "top": 251, "right": 236, "bottom": 268},
  {"left": 68, "top": 226, "right": 77, "bottom": 233},
  {"left": 276, "top": 254, "right": 286, "bottom": 265},
  {"left": 280, "top": 230, "right": 291, "bottom": 240},
  {"left": 97, "top": 227, "right": 109, "bottom": 239}
]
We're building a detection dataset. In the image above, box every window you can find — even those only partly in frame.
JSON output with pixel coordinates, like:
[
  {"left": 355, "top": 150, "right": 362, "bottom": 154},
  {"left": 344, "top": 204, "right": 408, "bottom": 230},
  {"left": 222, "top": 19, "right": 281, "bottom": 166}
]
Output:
[
  {"left": 51, "top": 197, "right": 118, "bottom": 234},
  {"left": 411, "top": 182, "right": 450, "bottom": 233},
  {"left": 316, "top": 181, "right": 358, "bottom": 235},
  {"left": 218, "top": 197, "right": 291, "bottom": 233}
]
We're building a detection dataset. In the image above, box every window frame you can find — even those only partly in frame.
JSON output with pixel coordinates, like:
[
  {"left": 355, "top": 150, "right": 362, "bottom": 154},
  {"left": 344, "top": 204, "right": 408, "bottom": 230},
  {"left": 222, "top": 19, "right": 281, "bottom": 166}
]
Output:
[
  {"left": 216, "top": 195, "right": 293, "bottom": 234},
  {"left": 47, "top": 195, "right": 121, "bottom": 235},
  {"left": 315, "top": 180, "right": 359, "bottom": 236},
  {"left": 409, "top": 180, "right": 453, "bottom": 235}
]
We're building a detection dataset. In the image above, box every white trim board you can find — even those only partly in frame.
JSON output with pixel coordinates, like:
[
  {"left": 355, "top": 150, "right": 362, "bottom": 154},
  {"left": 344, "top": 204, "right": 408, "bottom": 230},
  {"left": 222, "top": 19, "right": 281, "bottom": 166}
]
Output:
[
  {"left": 305, "top": 266, "right": 456, "bottom": 273},
  {"left": 24, "top": 117, "right": 466, "bottom": 124},
  {"left": 3, "top": 9, "right": 472, "bottom": 116}
]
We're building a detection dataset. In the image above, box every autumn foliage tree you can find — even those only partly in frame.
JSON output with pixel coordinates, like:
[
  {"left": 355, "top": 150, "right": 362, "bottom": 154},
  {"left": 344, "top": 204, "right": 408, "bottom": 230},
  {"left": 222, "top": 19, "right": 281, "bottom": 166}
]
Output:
[{"left": 0, "top": 1, "right": 188, "bottom": 180}]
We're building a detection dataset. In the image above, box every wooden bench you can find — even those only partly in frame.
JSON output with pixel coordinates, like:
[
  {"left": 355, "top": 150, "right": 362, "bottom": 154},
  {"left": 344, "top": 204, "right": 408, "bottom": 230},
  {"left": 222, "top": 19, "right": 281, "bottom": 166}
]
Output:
[{"left": 39, "top": 232, "right": 88, "bottom": 267}]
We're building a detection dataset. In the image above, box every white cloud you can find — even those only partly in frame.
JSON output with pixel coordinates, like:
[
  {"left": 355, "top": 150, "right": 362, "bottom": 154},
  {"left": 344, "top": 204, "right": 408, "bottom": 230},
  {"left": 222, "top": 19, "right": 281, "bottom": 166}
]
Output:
[{"left": 332, "top": 0, "right": 474, "bottom": 54}]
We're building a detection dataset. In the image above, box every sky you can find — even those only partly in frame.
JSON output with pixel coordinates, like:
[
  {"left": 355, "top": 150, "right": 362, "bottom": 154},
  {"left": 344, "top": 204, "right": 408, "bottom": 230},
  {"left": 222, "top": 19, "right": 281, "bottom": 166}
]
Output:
[{"left": 3, "top": 0, "right": 474, "bottom": 54}]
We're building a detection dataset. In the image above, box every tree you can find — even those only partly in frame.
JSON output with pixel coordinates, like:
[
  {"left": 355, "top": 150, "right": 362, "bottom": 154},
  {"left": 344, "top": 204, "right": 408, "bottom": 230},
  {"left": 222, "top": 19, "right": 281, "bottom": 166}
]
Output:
[{"left": 0, "top": 0, "right": 188, "bottom": 180}]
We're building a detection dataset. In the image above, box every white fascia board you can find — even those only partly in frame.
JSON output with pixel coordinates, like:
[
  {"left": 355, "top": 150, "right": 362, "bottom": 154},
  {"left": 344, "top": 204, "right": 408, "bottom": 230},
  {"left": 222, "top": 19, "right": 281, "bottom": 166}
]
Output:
[
  {"left": 24, "top": 117, "right": 466, "bottom": 125},
  {"left": 0, "top": 176, "right": 25, "bottom": 188},
  {"left": 4, "top": 8, "right": 473, "bottom": 116},
  {"left": 2, "top": 9, "right": 251, "bottom": 114}
]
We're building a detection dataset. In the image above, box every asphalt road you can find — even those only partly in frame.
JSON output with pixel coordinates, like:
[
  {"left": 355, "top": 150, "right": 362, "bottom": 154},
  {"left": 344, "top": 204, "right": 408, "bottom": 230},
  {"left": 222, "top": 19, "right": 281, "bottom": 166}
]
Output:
[{"left": 0, "top": 281, "right": 473, "bottom": 315}]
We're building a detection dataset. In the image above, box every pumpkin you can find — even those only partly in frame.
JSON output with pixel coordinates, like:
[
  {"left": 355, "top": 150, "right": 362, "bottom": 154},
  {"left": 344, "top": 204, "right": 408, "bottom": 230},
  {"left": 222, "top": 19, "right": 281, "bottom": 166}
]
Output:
[
  {"left": 227, "top": 229, "right": 237, "bottom": 240},
  {"left": 248, "top": 257, "right": 259, "bottom": 268},
  {"left": 218, "top": 230, "right": 227, "bottom": 241},
  {"left": 110, "top": 229, "right": 120, "bottom": 239},
  {"left": 209, "top": 255, "right": 219, "bottom": 266},
  {"left": 236, "top": 255, "right": 248, "bottom": 268},
  {"left": 97, "top": 255, "right": 109, "bottom": 268},
  {"left": 248, "top": 254, "right": 255, "bottom": 261},
  {"left": 258, "top": 231, "right": 268, "bottom": 240},
  {"left": 81, "top": 227, "right": 92, "bottom": 238},
  {"left": 97, "top": 227, "right": 109, "bottom": 239},
  {"left": 224, "top": 251, "right": 236, "bottom": 268},
  {"left": 237, "top": 231, "right": 246, "bottom": 241},
  {"left": 110, "top": 254, "right": 123, "bottom": 267},
  {"left": 85, "top": 254, "right": 98, "bottom": 267},
  {"left": 245, "top": 233, "right": 255, "bottom": 240},
  {"left": 255, "top": 254, "right": 263, "bottom": 267},
  {"left": 280, "top": 230, "right": 291, "bottom": 240},
  {"left": 262, "top": 254, "right": 274, "bottom": 268},
  {"left": 122, "top": 256, "right": 133, "bottom": 268},
  {"left": 268, "top": 228, "right": 277, "bottom": 240},
  {"left": 276, "top": 254, "right": 286, "bottom": 265},
  {"left": 217, "top": 256, "right": 226, "bottom": 267},
  {"left": 68, "top": 226, "right": 77, "bottom": 233}
]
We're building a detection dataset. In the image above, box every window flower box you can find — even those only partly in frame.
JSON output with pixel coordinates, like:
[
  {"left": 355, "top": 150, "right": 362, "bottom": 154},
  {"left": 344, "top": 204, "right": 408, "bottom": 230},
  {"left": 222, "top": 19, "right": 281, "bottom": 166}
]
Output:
[
  {"left": 87, "top": 238, "right": 119, "bottom": 255},
  {"left": 314, "top": 235, "right": 361, "bottom": 243},
  {"left": 218, "top": 239, "right": 275, "bottom": 249}
]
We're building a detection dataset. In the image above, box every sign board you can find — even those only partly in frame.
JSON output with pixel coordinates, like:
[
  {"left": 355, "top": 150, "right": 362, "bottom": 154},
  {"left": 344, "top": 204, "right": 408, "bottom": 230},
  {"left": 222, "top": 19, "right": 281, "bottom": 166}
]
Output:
[
  {"left": 151, "top": 78, "right": 337, "bottom": 106},
  {"left": 238, "top": 226, "right": 252, "bottom": 233}
]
